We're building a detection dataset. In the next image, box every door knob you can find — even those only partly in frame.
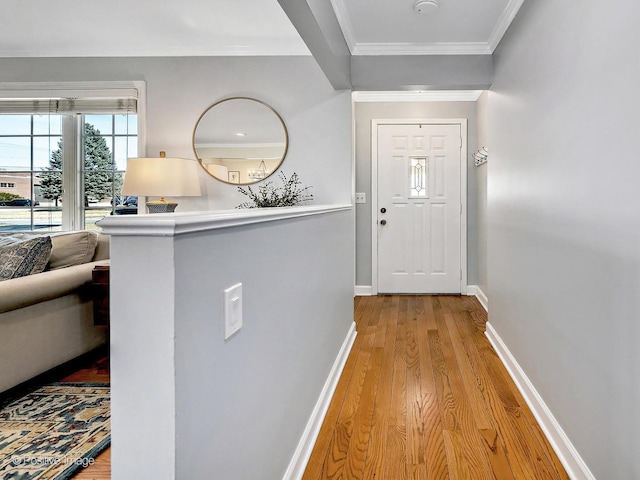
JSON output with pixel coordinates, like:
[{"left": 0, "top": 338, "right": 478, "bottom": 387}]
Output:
[
  {"left": 380, "top": 207, "right": 386, "bottom": 213},
  {"left": 380, "top": 219, "right": 387, "bottom": 225}
]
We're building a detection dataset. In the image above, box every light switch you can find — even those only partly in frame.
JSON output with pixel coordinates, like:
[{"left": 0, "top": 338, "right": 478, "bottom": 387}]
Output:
[
  {"left": 224, "top": 283, "right": 243, "bottom": 340},
  {"left": 355, "top": 192, "right": 366, "bottom": 204}
]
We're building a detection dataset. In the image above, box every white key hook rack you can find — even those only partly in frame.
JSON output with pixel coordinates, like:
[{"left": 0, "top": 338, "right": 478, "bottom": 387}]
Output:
[{"left": 473, "top": 147, "right": 488, "bottom": 167}]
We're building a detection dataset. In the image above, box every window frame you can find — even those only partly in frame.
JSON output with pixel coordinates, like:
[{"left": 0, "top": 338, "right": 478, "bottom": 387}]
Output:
[{"left": 0, "top": 81, "right": 146, "bottom": 231}]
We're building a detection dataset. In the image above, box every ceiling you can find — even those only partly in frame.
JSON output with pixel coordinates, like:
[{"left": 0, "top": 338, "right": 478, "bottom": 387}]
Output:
[
  {"left": 0, "top": 0, "right": 309, "bottom": 57},
  {"left": 331, "top": 0, "right": 521, "bottom": 55},
  {"left": 1, "top": 0, "right": 522, "bottom": 58}
]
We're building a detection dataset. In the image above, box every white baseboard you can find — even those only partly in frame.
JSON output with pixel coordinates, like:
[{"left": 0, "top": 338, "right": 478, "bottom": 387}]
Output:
[
  {"left": 485, "top": 323, "right": 595, "bottom": 480},
  {"left": 467, "top": 285, "right": 488, "bottom": 312},
  {"left": 354, "top": 285, "right": 373, "bottom": 296},
  {"left": 282, "top": 322, "right": 357, "bottom": 480}
]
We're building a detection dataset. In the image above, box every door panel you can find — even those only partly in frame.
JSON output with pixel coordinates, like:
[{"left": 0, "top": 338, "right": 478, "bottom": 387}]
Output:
[{"left": 377, "top": 123, "right": 461, "bottom": 294}]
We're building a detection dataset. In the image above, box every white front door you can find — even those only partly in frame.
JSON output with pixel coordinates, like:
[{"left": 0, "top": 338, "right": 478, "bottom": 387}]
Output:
[{"left": 377, "top": 123, "right": 462, "bottom": 294}]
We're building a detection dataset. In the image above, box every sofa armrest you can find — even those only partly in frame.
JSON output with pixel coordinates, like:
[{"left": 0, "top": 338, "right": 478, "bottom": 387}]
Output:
[
  {"left": 0, "top": 259, "right": 110, "bottom": 314},
  {"left": 93, "top": 234, "right": 110, "bottom": 261}
]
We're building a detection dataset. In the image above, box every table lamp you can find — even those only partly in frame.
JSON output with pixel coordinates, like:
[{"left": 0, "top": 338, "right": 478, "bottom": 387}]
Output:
[{"left": 122, "top": 151, "right": 201, "bottom": 213}]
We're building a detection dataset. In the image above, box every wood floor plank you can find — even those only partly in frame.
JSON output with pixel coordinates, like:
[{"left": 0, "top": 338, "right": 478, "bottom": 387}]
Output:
[
  {"left": 304, "top": 296, "right": 378, "bottom": 480},
  {"left": 385, "top": 425, "right": 408, "bottom": 480},
  {"left": 406, "top": 391, "right": 428, "bottom": 466},
  {"left": 318, "top": 297, "right": 385, "bottom": 479},
  {"left": 453, "top": 314, "right": 540, "bottom": 479},
  {"left": 407, "top": 463, "right": 428, "bottom": 480},
  {"left": 384, "top": 296, "right": 409, "bottom": 480},
  {"left": 343, "top": 294, "right": 390, "bottom": 480},
  {"left": 362, "top": 296, "right": 398, "bottom": 479},
  {"left": 343, "top": 346, "right": 384, "bottom": 479},
  {"left": 423, "top": 392, "right": 449, "bottom": 480},
  {"left": 428, "top": 328, "right": 458, "bottom": 431},
  {"left": 423, "top": 295, "right": 438, "bottom": 331},
  {"left": 388, "top": 296, "right": 408, "bottom": 427},
  {"left": 445, "top": 312, "right": 515, "bottom": 480},
  {"left": 302, "top": 330, "right": 363, "bottom": 478},
  {"left": 434, "top": 304, "right": 496, "bottom": 479},
  {"left": 445, "top": 324, "right": 490, "bottom": 427},
  {"left": 456, "top": 312, "right": 569, "bottom": 479},
  {"left": 72, "top": 448, "right": 111, "bottom": 480},
  {"left": 416, "top": 297, "right": 436, "bottom": 392},
  {"left": 302, "top": 319, "right": 366, "bottom": 478},
  {"left": 406, "top": 297, "right": 427, "bottom": 466},
  {"left": 353, "top": 297, "right": 363, "bottom": 323},
  {"left": 479, "top": 341, "right": 570, "bottom": 479},
  {"left": 416, "top": 297, "right": 450, "bottom": 480},
  {"left": 442, "top": 429, "right": 471, "bottom": 480},
  {"left": 473, "top": 329, "right": 568, "bottom": 479}
]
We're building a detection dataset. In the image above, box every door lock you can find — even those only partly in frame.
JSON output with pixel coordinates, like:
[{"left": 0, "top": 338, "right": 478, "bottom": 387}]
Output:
[{"left": 380, "top": 207, "right": 386, "bottom": 213}]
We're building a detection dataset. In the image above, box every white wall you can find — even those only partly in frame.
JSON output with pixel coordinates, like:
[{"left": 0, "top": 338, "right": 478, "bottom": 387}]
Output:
[
  {"left": 354, "top": 101, "right": 479, "bottom": 287},
  {"left": 489, "top": 1, "right": 640, "bottom": 478},
  {"left": 0, "top": 56, "right": 352, "bottom": 209}
]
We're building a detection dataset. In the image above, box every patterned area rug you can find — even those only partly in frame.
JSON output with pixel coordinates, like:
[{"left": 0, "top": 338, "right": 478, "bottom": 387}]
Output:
[{"left": 0, "top": 383, "right": 110, "bottom": 479}]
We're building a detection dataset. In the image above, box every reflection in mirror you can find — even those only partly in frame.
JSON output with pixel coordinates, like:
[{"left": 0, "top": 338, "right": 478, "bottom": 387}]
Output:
[{"left": 192, "top": 97, "right": 288, "bottom": 185}]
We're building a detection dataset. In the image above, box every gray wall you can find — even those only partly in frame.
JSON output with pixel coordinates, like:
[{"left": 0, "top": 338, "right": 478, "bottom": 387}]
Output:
[
  {"left": 351, "top": 55, "right": 493, "bottom": 90},
  {"left": 0, "top": 56, "right": 352, "bottom": 209},
  {"left": 107, "top": 209, "right": 354, "bottom": 479},
  {"left": 174, "top": 210, "right": 353, "bottom": 478},
  {"left": 489, "top": 0, "right": 640, "bottom": 478},
  {"left": 475, "top": 92, "right": 489, "bottom": 295},
  {"left": 354, "top": 101, "right": 479, "bottom": 287}
]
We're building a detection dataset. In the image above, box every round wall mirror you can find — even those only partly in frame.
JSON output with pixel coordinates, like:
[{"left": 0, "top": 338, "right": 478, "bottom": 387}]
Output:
[{"left": 192, "top": 97, "right": 289, "bottom": 185}]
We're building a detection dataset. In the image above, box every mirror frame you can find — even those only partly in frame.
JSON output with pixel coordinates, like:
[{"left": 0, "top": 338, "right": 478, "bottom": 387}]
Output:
[{"left": 192, "top": 97, "right": 289, "bottom": 186}]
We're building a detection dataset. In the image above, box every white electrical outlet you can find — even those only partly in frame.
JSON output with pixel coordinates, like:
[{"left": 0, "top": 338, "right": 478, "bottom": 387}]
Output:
[
  {"left": 355, "top": 192, "right": 366, "bottom": 204},
  {"left": 224, "top": 283, "right": 243, "bottom": 340}
]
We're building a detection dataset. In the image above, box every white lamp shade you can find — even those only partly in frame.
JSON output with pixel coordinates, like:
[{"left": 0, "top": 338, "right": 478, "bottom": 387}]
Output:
[{"left": 122, "top": 157, "right": 201, "bottom": 197}]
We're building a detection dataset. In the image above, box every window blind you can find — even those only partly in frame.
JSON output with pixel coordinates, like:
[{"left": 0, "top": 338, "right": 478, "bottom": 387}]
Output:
[{"left": 0, "top": 97, "right": 137, "bottom": 114}]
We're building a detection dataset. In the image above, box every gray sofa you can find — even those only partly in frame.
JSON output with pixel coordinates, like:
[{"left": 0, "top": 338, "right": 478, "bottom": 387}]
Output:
[{"left": 0, "top": 231, "right": 109, "bottom": 393}]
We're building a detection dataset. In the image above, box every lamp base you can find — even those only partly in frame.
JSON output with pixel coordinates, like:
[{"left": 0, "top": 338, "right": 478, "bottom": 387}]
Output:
[{"left": 147, "top": 201, "right": 178, "bottom": 214}]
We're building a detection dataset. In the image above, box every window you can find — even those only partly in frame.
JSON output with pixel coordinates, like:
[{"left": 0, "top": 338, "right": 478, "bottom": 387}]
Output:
[
  {"left": 410, "top": 156, "right": 428, "bottom": 198},
  {"left": 0, "top": 83, "right": 143, "bottom": 232}
]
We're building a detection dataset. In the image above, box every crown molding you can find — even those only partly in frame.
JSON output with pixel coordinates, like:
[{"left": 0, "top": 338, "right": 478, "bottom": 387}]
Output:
[
  {"left": 329, "top": 0, "right": 357, "bottom": 53},
  {"left": 0, "top": 46, "right": 311, "bottom": 58},
  {"left": 352, "top": 42, "right": 492, "bottom": 56},
  {"left": 352, "top": 90, "right": 483, "bottom": 103},
  {"left": 488, "top": 0, "right": 525, "bottom": 52}
]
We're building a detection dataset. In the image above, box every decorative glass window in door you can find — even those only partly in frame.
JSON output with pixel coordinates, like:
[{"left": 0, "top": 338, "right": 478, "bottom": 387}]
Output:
[{"left": 410, "top": 157, "right": 428, "bottom": 198}]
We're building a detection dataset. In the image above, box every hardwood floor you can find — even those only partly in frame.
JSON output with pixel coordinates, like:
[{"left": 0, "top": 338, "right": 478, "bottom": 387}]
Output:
[
  {"left": 60, "top": 355, "right": 111, "bottom": 479},
  {"left": 302, "top": 295, "right": 569, "bottom": 480},
  {"left": 60, "top": 295, "right": 568, "bottom": 479}
]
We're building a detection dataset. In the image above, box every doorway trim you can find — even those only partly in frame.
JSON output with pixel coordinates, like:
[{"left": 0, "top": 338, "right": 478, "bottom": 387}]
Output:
[{"left": 371, "top": 118, "right": 468, "bottom": 295}]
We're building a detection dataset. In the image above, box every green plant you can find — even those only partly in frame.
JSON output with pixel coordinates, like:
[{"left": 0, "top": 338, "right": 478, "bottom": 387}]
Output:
[
  {"left": 237, "top": 171, "right": 313, "bottom": 208},
  {"left": 0, "top": 192, "right": 22, "bottom": 201}
]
